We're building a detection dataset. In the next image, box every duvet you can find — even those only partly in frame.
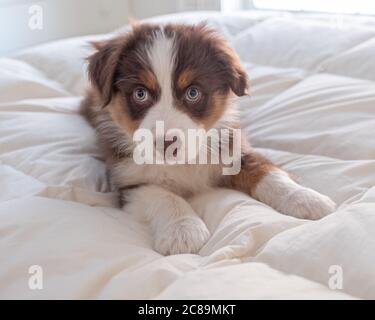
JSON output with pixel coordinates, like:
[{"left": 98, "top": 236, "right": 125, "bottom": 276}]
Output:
[{"left": 1, "top": 11, "right": 375, "bottom": 299}]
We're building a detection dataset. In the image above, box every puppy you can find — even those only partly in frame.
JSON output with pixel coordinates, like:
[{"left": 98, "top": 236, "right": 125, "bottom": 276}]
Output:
[{"left": 81, "top": 23, "right": 336, "bottom": 255}]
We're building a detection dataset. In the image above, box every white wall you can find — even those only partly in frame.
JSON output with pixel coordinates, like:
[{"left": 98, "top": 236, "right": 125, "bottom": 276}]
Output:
[
  {"left": 0, "top": 0, "right": 221, "bottom": 55},
  {"left": 129, "top": 0, "right": 221, "bottom": 20},
  {"left": 0, "top": 0, "right": 130, "bottom": 55}
]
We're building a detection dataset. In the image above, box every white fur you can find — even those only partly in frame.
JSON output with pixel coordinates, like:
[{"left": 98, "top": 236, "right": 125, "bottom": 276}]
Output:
[
  {"left": 139, "top": 29, "right": 203, "bottom": 150},
  {"left": 253, "top": 170, "right": 336, "bottom": 220},
  {"left": 124, "top": 185, "right": 210, "bottom": 255},
  {"left": 113, "top": 159, "right": 221, "bottom": 197}
]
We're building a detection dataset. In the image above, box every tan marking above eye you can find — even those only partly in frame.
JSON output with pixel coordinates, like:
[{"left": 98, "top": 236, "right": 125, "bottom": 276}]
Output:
[
  {"left": 139, "top": 70, "right": 158, "bottom": 92},
  {"left": 177, "top": 69, "right": 195, "bottom": 89}
]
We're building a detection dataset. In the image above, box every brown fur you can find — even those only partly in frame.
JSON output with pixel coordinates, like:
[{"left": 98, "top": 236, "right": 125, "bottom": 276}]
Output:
[
  {"left": 81, "top": 22, "right": 276, "bottom": 200},
  {"left": 177, "top": 69, "right": 195, "bottom": 89},
  {"left": 108, "top": 95, "right": 141, "bottom": 135},
  {"left": 169, "top": 23, "right": 249, "bottom": 124},
  {"left": 199, "top": 93, "right": 230, "bottom": 129},
  {"left": 82, "top": 22, "right": 250, "bottom": 145},
  {"left": 221, "top": 152, "right": 278, "bottom": 196},
  {"left": 139, "top": 70, "right": 159, "bottom": 92}
]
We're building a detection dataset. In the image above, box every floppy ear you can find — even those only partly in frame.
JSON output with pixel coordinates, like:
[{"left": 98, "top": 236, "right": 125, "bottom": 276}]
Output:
[
  {"left": 209, "top": 31, "right": 249, "bottom": 97},
  {"left": 231, "top": 64, "right": 249, "bottom": 96},
  {"left": 87, "top": 38, "right": 123, "bottom": 107},
  {"left": 227, "top": 52, "right": 249, "bottom": 97}
]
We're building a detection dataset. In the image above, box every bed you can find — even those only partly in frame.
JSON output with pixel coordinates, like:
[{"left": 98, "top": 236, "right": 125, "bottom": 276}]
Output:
[{"left": 1, "top": 10, "right": 375, "bottom": 299}]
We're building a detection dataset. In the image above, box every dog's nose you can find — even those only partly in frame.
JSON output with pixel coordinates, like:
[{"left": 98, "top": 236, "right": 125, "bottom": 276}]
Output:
[
  {"left": 164, "top": 136, "right": 178, "bottom": 153},
  {"left": 154, "top": 135, "right": 179, "bottom": 155}
]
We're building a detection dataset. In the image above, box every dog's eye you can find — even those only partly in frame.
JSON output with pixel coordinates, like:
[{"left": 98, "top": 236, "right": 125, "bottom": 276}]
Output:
[
  {"left": 133, "top": 87, "right": 149, "bottom": 102},
  {"left": 185, "top": 86, "right": 201, "bottom": 103}
]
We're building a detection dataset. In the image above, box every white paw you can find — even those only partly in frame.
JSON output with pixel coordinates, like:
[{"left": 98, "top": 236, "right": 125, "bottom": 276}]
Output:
[
  {"left": 154, "top": 216, "right": 210, "bottom": 255},
  {"left": 280, "top": 188, "right": 336, "bottom": 220}
]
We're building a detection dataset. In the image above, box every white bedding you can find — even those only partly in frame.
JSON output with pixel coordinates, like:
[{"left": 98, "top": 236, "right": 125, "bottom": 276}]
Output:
[{"left": 1, "top": 11, "right": 375, "bottom": 299}]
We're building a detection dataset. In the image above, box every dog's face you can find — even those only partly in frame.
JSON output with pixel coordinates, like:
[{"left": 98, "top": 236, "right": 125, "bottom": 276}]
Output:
[{"left": 88, "top": 23, "right": 248, "bottom": 159}]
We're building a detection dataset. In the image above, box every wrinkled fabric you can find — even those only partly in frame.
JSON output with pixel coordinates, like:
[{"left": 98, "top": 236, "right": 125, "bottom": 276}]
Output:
[{"left": 1, "top": 11, "right": 375, "bottom": 299}]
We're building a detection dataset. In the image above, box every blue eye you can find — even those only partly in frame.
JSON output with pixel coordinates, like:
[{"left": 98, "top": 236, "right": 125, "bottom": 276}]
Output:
[
  {"left": 186, "top": 86, "right": 201, "bottom": 102},
  {"left": 133, "top": 87, "right": 148, "bottom": 102}
]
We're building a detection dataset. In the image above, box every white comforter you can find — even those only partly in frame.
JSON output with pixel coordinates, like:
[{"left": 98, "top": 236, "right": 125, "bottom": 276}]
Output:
[{"left": 1, "top": 11, "right": 375, "bottom": 299}]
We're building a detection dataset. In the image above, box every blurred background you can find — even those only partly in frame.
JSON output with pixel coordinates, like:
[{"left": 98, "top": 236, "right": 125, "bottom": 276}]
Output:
[{"left": 1, "top": 0, "right": 375, "bottom": 55}]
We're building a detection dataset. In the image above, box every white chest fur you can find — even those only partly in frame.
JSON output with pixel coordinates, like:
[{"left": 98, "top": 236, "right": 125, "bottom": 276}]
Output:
[{"left": 112, "top": 159, "right": 222, "bottom": 197}]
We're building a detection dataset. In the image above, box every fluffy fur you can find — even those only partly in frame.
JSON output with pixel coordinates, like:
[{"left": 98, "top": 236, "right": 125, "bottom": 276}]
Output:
[{"left": 81, "top": 23, "right": 336, "bottom": 255}]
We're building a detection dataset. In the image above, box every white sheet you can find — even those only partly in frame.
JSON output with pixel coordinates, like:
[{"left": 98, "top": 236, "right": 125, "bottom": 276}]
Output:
[{"left": 1, "top": 11, "right": 375, "bottom": 299}]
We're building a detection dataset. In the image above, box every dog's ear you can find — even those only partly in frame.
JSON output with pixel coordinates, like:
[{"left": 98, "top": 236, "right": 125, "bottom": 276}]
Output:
[
  {"left": 226, "top": 51, "right": 249, "bottom": 97},
  {"left": 230, "top": 64, "right": 249, "bottom": 97},
  {"left": 87, "top": 38, "right": 123, "bottom": 107},
  {"left": 204, "top": 27, "right": 249, "bottom": 97}
]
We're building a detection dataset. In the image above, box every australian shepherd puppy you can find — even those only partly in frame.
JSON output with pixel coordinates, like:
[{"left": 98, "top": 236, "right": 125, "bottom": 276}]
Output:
[{"left": 81, "top": 23, "right": 336, "bottom": 255}]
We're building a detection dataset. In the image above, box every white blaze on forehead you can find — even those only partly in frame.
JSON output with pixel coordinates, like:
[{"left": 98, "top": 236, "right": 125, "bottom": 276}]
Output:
[
  {"left": 147, "top": 30, "right": 175, "bottom": 101},
  {"left": 140, "top": 29, "right": 201, "bottom": 134}
]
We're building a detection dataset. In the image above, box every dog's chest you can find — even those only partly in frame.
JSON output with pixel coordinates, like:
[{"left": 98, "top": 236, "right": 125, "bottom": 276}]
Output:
[{"left": 112, "top": 161, "right": 221, "bottom": 197}]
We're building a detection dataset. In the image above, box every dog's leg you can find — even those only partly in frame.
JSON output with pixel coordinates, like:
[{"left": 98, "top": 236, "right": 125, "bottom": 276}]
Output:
[
  {"left": 122, "top": 185, "right": 210, "bottom": 255},
  {"left": 223, "top": 152, "right": 336, "bottom": 220}
]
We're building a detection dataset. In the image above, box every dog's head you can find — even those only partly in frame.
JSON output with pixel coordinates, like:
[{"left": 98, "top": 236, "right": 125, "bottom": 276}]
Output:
[{"left": 88, "top": 23, "right": 248, "bottom": 160}]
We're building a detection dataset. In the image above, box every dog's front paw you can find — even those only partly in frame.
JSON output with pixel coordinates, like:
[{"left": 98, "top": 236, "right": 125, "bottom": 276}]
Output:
[
  {"left": 281, "top": 188, "right": 336, "bottom": 220},
  {"left": 154, "top": 216, "right": 210, "bottom": 255}
]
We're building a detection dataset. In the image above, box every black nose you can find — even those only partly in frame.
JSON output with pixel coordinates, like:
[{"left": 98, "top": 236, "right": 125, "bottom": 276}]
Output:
[{"left": 164, "top": 136, "right": 178, "bottom": 153}]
